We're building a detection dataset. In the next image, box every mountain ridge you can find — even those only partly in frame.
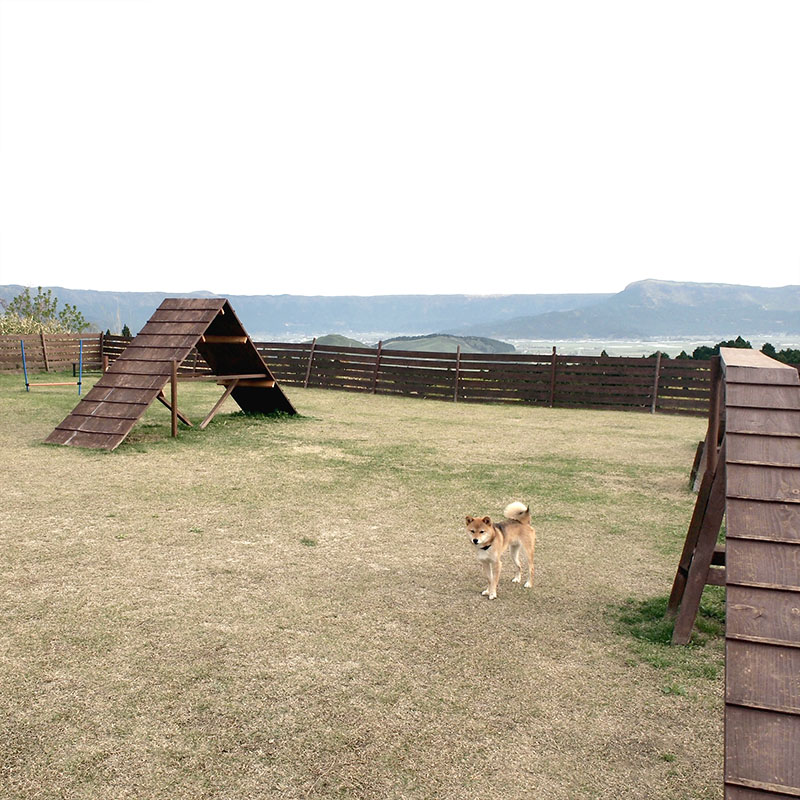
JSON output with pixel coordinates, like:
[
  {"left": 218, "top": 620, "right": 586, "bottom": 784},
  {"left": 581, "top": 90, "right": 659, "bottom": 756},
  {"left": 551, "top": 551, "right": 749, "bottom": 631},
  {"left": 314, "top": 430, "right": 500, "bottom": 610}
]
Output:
[{"left": 1, "top": 280, "right": 799, "bottom": 340}]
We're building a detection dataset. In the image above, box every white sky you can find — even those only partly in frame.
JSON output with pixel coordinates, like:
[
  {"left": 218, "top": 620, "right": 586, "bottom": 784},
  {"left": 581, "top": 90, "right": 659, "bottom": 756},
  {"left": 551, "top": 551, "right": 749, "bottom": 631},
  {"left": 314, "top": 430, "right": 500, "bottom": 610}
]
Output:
[{"left": 1, "top": 0, "right": 798, "bottom": 297}]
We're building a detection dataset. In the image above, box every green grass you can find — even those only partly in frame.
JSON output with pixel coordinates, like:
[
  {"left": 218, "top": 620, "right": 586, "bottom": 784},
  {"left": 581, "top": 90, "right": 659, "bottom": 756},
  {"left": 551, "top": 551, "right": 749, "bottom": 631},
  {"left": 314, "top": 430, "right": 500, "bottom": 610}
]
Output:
[
  {"left": 613, "top": 588, "right": 725, "bottom": 689},
  {"left": 0, "top": 371, "right": 722, "bottom": 799}
]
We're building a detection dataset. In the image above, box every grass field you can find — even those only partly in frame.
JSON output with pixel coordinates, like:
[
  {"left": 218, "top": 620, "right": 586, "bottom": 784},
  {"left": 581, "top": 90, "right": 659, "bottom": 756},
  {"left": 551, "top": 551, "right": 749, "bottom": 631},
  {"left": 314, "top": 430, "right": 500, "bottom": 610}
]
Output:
[{"left": 0, "top": 372, "right": 724, "bottom": 799}]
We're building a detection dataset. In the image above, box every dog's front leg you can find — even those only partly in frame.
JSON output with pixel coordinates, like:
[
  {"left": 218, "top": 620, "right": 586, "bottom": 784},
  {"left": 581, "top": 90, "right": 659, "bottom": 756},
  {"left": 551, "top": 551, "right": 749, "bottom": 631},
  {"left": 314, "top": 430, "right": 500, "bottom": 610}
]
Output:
[
  {"left": 485, "top": 559, "right": 501, "bottom": 600},
  {"left": 480, "top": 559, "right": 493, "bottom": 597}
]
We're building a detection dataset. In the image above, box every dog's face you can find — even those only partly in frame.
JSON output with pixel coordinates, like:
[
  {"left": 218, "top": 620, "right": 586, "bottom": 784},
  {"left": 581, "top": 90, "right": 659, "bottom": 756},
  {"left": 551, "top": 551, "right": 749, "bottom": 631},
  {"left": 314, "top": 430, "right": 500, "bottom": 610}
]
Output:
[{"left": 465, "top": 515, "right": 492, "bottom": 547}]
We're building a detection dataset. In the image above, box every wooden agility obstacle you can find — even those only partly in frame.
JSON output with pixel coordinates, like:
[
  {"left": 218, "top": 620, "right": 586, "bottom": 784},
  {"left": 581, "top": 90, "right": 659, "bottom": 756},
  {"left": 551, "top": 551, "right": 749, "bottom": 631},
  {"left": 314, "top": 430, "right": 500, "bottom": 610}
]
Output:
[
  {"left": 668, "top": 347, "right": 800, "bottom": 798},
  {"left": 45, "top": 298, "right": 296, "bottom": 450}
]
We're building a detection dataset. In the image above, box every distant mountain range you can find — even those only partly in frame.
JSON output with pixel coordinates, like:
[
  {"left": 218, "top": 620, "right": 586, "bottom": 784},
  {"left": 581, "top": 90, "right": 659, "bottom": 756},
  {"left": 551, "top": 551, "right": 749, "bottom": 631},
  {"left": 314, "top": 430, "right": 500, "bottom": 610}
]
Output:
[
  {"left": 1, "top": 280, "right": 798, "bottom": 340},
  {"left": 452, "top": 280, "right": 800, "bottom": 339},
  {"left": 0, "top": 285, "right": 606, "bottom": 338}
]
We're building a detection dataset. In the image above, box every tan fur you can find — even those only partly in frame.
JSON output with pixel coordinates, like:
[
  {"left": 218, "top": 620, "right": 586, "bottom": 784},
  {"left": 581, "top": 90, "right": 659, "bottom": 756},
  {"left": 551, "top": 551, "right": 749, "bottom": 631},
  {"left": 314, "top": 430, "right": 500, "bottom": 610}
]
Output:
[{"left": 465, "top": 501, "right": 536, "bottom": 599}]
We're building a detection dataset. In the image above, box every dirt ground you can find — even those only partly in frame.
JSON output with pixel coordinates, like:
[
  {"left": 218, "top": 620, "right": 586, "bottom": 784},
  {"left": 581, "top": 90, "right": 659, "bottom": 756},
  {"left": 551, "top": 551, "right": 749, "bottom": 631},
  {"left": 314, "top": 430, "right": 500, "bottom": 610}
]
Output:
[{"left": 0, "top": 375, "right": 721, "bottom": 799}]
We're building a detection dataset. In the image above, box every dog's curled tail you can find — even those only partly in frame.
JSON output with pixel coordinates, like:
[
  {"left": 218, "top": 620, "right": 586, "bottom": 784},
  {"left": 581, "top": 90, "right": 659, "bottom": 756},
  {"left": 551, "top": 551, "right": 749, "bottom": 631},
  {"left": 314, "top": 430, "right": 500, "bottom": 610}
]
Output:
[{"left": 503, "top": 501, "right": 530, "bottom": 521}]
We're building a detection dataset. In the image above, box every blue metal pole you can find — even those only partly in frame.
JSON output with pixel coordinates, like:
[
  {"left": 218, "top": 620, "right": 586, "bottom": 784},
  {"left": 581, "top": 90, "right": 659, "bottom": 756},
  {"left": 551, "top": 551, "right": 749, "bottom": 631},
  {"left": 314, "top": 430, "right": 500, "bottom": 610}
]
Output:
[
  {"left": 78, "top": 339, "right": 83, "bottom": 395},
  {"left": 21, "top": 340, "right": 30, "bottom": 391}
]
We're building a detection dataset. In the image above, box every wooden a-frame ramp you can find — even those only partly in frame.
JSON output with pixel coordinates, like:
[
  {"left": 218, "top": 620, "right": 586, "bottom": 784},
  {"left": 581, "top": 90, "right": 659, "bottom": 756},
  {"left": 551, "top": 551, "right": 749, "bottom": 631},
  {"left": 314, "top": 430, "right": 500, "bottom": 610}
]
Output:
[
  {"left": 46, "top": 298, "right": 296, "bottom": 451},
  {"left": 668, "top": 348, "right": 800, "bottom": 798}
]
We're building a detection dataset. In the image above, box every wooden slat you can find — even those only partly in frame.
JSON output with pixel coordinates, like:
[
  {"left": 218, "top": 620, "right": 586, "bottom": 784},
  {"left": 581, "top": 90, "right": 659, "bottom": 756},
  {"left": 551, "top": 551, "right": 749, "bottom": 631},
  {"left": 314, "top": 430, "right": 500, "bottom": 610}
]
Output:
[
  {"left": 727, "top": 463, "right": 800, "bottom": 504},
  {"left": 727, "top": 383, "right": 800, "bottom": 410},
  {"left": 726, "top": 706, "right": 800, "bottom": 795},
  {"left": 157, "top": 298, "right": 226, "bottom": 311},
  {"left": 69, "top": 400, "right": 149, "bottom": 420},
  {"left": 727, "top": 539, "right": 800, "bottom": 590},
  {"left": 727, "top": 498, "right": 800, "bottom": 543},
  {"left": 727, "top": 640, "right": 800, "bottom": 715},
  {"left": 92, "top": 373, "right": 169, "bottom": 391},
  {"left": 149, "top": 308, "right": 221, "bottom": 323},
  {"left": 139, "top": 321, "right": 214, "bottom": 336},
  {"left": 44, "top": 429, "right": 126, "bottom": 449},
  {"left": 726, "top": 586, "right": 800, "bottom": 647},
  {"left": 83, "top": 386, "right": 160, "bottom": 404},
  {"left": 727, "top": 433, "right": 800, "bottom": 467},
  {"left": 54, "top": 414, "right": 136, "bottom": 435}
]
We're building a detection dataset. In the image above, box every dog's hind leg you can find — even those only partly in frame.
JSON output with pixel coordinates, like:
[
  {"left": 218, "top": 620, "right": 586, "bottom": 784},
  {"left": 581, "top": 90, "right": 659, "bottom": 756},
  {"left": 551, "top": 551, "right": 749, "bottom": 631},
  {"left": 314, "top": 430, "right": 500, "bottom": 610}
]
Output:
[
  {"left": 524, "top": 539, "right": 535, "bottom": 589},
  {"left": 509, "top": 542, "right": 523, "bottom": 584}
]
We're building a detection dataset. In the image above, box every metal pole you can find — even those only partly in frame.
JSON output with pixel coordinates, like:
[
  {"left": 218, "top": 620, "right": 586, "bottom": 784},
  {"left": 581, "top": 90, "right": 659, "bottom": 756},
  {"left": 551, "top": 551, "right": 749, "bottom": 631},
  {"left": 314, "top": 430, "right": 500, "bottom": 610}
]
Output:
[
  {"left": 78, "top": 339, "right": 83, "bottom": 395},
  {"left": 21, "top": 340, "right": 29, "bottom": 391}
]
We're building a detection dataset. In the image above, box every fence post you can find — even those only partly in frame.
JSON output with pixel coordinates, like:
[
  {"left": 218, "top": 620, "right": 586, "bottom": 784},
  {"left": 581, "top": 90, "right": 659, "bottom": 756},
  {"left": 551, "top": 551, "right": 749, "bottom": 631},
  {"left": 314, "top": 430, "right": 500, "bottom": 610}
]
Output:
[
  {"left": 40, "top": 331, "right": 50, "bottom": 372},
  {"left": 650, "top": 351, "right": 662, "bottom": 413},
  {"left": 453, "top": 346, "right": 462, "bottom": 403},
  {"left": 707, "top": 356, "right": 722, "bottom": 475},
  {"left": 303, "top": 337, "right": 317, "bottom": 389},
  {"left": 371, "top": 341, "right": 382, "bottom": 394},
  {"left": 549, "top": 346, "right": 557, "bottom": 408}
]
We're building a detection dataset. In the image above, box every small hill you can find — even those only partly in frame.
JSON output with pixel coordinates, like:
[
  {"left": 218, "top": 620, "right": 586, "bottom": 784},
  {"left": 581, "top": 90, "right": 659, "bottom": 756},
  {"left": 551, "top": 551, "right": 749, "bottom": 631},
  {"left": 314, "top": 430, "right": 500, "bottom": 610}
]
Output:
[
  {"left": 311, "top": 334, "right": 367, "bottom": 348},
  {"left": 381, "top": 334, "right": 515, "bottom": 354}
]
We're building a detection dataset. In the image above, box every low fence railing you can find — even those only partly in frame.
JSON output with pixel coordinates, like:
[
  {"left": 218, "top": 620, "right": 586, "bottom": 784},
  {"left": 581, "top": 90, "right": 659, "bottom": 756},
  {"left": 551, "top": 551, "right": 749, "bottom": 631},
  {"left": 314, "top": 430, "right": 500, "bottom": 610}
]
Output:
[
  {"left": 0, "top": 333, "right": 716, "bottom": 415},
  {"left": 0, "top": 333, "right": 103, "bottom": 373}
]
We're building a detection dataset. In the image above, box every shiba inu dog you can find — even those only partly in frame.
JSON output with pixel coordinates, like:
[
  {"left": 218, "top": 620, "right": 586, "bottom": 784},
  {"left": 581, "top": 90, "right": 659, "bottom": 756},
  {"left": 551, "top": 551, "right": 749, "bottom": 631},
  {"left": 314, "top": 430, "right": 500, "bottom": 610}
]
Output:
[{"left": 465, "top": 502, "right": 535, "bottom": 599}]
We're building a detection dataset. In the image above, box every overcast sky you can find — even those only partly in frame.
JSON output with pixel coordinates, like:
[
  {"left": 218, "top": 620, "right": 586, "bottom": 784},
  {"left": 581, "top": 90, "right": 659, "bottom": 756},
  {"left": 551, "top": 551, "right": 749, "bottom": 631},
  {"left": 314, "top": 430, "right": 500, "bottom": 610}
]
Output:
[{"left": 1, "top": 0, "right": 798, "bottom": 297}]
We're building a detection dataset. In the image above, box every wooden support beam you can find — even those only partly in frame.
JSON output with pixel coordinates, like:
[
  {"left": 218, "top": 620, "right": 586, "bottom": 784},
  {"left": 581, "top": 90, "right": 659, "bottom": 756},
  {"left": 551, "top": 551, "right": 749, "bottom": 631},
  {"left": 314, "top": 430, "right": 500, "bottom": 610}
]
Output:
[
  {"left": 171, "top": 360, "right": 178, "bottom": 438},
  {"left": 221, "top": 378, "right": 275, "bottom": 388},
  {"left": 155, "top": 391, "right": 194, "bottom": 427},
  {"left": 671, "top": 443, "right": 727, "bottom": 644},
  {"left": 179, "top": 373, "right": 269, "bottom": 382},
  {"left": 199, "top": 380, "right": 239, "bottom": 430},
  {"left": 200, "top": 335, "right": 248, "bottom": 344}
]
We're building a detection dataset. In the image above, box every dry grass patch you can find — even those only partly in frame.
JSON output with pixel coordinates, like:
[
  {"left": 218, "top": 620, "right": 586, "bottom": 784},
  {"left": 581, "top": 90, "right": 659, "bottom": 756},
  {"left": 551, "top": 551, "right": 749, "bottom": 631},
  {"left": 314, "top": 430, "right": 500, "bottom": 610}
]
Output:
[{"left": 0, "top": 374, "right": 721, "bottom": 799}]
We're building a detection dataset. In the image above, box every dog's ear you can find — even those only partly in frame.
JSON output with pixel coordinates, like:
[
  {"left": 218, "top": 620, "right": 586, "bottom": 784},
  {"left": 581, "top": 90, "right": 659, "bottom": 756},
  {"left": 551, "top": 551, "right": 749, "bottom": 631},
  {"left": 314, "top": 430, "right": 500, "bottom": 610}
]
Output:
[
  {"left": 465, "top": 515, "right": 473, "bottom": 525},
  {"left": 482, "top": 516, "right": 491, "bottom": 525}
]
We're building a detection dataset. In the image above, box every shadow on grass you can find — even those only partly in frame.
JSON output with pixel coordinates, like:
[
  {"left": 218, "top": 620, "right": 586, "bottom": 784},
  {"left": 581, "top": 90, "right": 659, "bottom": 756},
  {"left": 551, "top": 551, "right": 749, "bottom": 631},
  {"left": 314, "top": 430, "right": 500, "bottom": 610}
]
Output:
[{"left": 611, "top": 587, "right": 725, "bottom": 688}]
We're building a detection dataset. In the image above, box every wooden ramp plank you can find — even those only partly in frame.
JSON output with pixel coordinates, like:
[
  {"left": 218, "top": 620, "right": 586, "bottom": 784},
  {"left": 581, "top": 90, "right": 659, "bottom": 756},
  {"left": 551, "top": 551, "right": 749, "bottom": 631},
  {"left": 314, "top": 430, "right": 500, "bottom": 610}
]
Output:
[{"left": 721, "top": 347, "right": 800, "bottom": 800}]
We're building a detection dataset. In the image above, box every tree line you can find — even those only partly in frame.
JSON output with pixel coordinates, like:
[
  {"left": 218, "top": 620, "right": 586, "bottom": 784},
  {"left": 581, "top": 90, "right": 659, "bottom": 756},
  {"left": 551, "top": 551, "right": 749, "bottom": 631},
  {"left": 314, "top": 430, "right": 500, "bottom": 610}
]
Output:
[
  {"left": 644, "top": 336, "right": 800, "bottom": 365},
  {"left": 0, "top": 286, "right": 130, "bottom": 337}
]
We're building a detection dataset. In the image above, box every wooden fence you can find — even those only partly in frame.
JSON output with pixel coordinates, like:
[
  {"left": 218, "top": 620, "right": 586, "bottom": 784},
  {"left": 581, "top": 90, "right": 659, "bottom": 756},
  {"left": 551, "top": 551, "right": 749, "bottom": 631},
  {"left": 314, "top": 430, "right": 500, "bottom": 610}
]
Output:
[
  {"left": 0, "top": 333, "right": 103, "bottom": 373},
  {"left": 0, "top": 333, "right": 718, "bottom": 414},
  {"left": 255, "top": 342, "right": 713, "bottom": 414}
]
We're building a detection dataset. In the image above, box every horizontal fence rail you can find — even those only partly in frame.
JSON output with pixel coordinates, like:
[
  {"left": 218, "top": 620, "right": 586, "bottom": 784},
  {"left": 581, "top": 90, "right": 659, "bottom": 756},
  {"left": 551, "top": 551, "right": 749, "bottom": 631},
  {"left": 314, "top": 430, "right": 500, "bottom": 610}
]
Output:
[
  {"left": 0, "top": 333, "right": 735, "bottom": 415},
  {"left": 0, "top": 333, "right": 103, "bottom": 373}
]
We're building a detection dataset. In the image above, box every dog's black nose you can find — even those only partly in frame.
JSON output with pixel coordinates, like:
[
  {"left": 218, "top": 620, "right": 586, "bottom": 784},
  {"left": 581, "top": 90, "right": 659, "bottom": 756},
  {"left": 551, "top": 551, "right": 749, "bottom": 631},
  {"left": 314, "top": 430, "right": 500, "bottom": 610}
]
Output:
[{"left": 472, "top": 538, "right": 479, "bottom": 544}]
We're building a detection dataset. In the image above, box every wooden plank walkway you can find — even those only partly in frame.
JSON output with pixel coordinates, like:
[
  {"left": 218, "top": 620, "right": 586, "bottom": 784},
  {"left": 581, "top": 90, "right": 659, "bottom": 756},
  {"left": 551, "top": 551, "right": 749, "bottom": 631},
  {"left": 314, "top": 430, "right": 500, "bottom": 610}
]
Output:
[{"left": 722, "top": 348, "right": 800, "bottom": 798}]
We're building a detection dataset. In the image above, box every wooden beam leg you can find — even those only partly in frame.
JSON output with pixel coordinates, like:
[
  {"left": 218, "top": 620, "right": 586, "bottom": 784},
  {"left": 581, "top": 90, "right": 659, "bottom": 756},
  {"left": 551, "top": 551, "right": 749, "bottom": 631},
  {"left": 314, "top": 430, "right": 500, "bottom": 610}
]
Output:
[
  {"left": 155, "top": 391, "right": 194, "bottom": 427},
  {"left": 171, "top": 360, "right": 178, "bottom": 438},
  {"left": 667, "top": 452, "right": 717, "bottom": 616},
  {"left": 671, "top": 452, "right": 726, "bottom": 645},
  {"left": 199, "top": 380, "right": 239, "bottom": 430}
]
